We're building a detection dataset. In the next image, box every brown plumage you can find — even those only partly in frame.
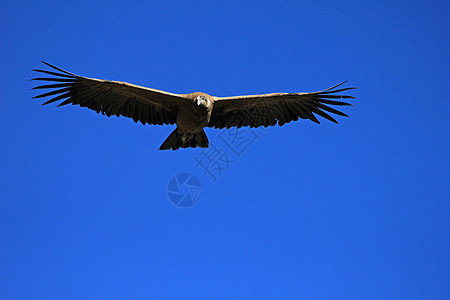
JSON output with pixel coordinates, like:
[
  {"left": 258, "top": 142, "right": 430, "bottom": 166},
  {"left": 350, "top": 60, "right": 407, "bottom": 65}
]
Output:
[{"left": 31, "top": 62, "right": 355, "bottom": 150}]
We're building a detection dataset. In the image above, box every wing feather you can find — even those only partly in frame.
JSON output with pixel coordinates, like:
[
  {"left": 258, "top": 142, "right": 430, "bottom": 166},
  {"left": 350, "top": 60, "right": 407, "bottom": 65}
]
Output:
[
  {"left": 31, "top": 61, "right": 186, "bottom": 126},
  {"left": 208, "top": 82, "right": 355, "bottom": 129},
  {"left": 43, "top": 92, "right": 72, "bottom": 106}
]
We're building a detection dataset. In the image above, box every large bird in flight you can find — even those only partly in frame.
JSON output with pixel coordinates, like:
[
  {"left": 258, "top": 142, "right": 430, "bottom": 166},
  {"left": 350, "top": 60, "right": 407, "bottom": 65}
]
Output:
[{"left": 32, "top": 62, "right": 355, "bottom": 150}]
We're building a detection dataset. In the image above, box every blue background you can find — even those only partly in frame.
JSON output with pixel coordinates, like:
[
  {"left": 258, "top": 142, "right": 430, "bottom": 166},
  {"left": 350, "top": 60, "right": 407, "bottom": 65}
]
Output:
[{"left": 1, "top": 0, "right": 449, "bottom": 299}]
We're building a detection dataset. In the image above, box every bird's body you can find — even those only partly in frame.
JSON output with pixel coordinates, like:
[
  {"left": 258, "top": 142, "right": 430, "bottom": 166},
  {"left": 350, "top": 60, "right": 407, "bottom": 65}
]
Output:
[
  {"left": 32, "top": 62, "right": 355, "bottom": 150},
  {"left": 161, "top": 92, "right": 213, "bottom": 150},
  {"left": 177, "top": 92, "right": 213, "bottom": 133}
]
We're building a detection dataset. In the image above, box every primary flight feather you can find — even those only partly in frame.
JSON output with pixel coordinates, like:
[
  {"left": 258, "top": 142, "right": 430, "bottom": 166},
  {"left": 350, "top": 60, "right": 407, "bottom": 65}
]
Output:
[{"left": 31, "top": 62, "right": 355, "bottom": 150}]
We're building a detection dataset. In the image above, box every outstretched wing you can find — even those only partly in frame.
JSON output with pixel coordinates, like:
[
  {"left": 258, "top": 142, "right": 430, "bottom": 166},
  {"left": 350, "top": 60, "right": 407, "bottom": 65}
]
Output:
[
  {"left": 31, "top": 61, "right": 187, "bottom": 125},
  {"left": 208, "top": 82, "right": 355, "bottom": 129}
]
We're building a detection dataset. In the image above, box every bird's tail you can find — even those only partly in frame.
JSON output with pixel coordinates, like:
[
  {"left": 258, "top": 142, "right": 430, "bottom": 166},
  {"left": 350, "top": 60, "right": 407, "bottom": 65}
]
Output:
[{"left": 159, "top": 129, "right": 209, "bottom": 150}]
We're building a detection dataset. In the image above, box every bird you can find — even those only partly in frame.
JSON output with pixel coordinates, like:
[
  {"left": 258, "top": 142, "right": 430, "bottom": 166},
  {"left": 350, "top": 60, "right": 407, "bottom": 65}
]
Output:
[{"left": 31, "top": 62, "right": 355, "bottom": 150}]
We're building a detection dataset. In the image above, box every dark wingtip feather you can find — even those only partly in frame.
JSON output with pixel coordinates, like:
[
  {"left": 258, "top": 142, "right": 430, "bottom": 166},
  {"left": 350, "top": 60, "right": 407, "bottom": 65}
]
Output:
[
  {"left": 308, "top": 114, "right": 320, "bottom": 124},
  {"left": 317, "top": 98, "right": 353, "bottom": 106},
  {"left": 30, "top": 77, "right": 76, "bottom": 82},
  {"left": 321, "top": 104, "right": 349, "bottom": 117},
  {"left": 39, "top": 92, "right": 71, "bottom": 105},
  {"left": 32, "top": 83, "right": 72, "bottom": 90},
  {"left": 32, "top": 87, "right": 71, "bottom": 99},
  {"left": 315, "top": 109, "right": 339, "bottom": 124},
  {"left": 321, "top": 81, "right": 348, "bottom": 92},
  {"left": 321, "top": 87, "right": 356, "bottom": 95},
  {"left": 338, "top": 111, "right": 349, "bottom": 117},
  {"left": 40, "top": 61, "right": 77, "bottom": 76},
  {"left": 32, "top": 69, "right": 76, "bottom": 78}
]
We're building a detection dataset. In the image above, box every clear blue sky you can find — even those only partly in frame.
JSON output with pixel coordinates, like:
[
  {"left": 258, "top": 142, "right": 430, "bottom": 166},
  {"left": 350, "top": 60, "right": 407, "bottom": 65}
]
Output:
[{"left": 1, "top": 0, "right": 449, "bottom": 299}]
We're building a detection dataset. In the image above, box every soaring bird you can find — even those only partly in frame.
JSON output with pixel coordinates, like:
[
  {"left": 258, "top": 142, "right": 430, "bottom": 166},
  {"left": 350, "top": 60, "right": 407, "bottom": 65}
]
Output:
[{"left": 31, "top": 62, "right": 355, "bottom": 150}]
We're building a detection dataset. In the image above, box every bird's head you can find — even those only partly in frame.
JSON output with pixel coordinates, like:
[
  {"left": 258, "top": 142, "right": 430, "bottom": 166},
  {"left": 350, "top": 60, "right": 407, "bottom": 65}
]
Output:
[{"left": 196, "top": 95, "right": 210, "bottom": 109}]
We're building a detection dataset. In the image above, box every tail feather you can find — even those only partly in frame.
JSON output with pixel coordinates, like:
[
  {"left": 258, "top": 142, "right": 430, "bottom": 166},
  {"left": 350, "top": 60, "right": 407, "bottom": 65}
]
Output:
[{"left": 159, "top": 129, "right": 209, "bottom": 151}]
